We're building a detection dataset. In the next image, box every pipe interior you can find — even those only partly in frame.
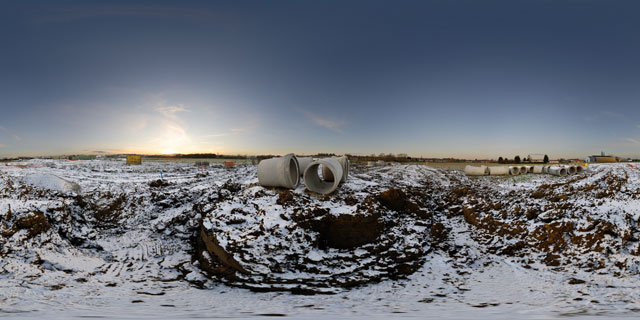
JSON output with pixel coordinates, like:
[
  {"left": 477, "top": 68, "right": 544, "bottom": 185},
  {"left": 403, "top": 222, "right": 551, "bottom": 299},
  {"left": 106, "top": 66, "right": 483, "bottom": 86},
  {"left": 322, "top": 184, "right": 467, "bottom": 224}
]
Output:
[{"left": 288, "top": 157, "right": 299, "bottom": 187}]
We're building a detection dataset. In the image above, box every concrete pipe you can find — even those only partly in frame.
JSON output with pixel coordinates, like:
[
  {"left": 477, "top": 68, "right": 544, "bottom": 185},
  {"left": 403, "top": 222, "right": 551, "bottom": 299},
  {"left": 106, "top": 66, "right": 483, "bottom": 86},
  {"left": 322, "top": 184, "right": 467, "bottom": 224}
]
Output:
[
  {"left": 520, "top": 166, "right": 529, "bottom": 174},
  {"left": 542, "top": 166, "right": 551, "bottom": 174},
  {"left": 367, "top": 161, "right": 375, "bottom": 167},
  {"left": 532, "top": 166, "right": 543, "bottom": 174},
  {"left": 524, "top": 166, "right": 534, "bottom": 173},
  {"left": 297, "top": 157, "right": 314, "bottom": 177},
  {"left": 566, "top": 165, "right": 576, "bottom": 175},
  {"left": 509, "top": 166, "right": 520, "bottom": 175},
  {"left": 488, "top": 166, "right": 510, "bottom": 176},
  {"left": 304, "top": 158, "right": 344, "bottom": 194},
  {"left": 257, "top": 153, "right": 300, "bottom": 189},
  {"left": 464, "top": 165, "right": 489, "bottom": 176},
  {"left": 548, "top": 166, "right": 567, "bottom": 177},
  {"left": 322, "top": 156, "right": 350, "bottom": 183},
  {"left": 576, "top": 166, "right": 584, "bottom": 174}
]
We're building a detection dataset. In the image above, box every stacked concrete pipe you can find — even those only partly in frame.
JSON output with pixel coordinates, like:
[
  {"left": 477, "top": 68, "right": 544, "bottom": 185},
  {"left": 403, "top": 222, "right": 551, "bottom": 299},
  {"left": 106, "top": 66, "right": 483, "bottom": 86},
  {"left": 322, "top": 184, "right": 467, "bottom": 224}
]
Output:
[
  {"left": 257, "top": 153, "right": 300, "bottom": 189},
  {"left": 524, "top": 166, "right": 534, "bottom": 173},
  {"left": 509, "top": 166, "right": 520, "bottom": 175},
  {"left": 322, "top": 156, "right": 350, "bottom": 183},
  {"left": 576, "top": 166, "right": 585, "bottom": 174},
  {"left": 566, "top": 165, "right": 576, "bottom": 175},
  {"left": 464, "top": 165, "right": 489, "bottom": 176},
  {"left": 297, "top": 157, "right": 314, "bottom": 177},
  {"left": 532, "top": 166, "right": 543, "bottom": 174},
  {"left": 520, "top": 166, "right": 528, "bottom": 174},
  {"left": 488, "top": 166, "right": 510, "bottom": 176},
  {"left": 304, "top": 158, "right": 344, "bottom": 194},
  {"left": 548, "top": 166, "right": 567, "bottom": 177}
]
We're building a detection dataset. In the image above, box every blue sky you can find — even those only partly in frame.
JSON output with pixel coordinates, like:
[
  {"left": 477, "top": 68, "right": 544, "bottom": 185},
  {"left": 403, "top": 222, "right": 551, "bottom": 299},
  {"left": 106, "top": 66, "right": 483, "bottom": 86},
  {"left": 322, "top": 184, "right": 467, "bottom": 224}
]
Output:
[{"left": 1, "top": 0, "right": 640, "bottom": 159}]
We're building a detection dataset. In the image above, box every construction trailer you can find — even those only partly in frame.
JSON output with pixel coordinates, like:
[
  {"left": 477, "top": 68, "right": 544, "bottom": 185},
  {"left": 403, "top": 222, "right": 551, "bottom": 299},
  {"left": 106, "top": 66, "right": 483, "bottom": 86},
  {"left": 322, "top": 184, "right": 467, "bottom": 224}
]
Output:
[{"left": 126, "top": 155, "right": 142, "bottom": 165}]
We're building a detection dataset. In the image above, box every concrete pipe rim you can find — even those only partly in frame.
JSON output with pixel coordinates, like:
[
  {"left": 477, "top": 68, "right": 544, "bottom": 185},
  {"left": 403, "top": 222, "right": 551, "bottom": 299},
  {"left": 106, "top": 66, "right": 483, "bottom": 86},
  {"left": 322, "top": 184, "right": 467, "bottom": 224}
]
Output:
[
  {"left": 282, "top": 153, "right": 300, "bottom": 188},
  {"left": 304, "top": 159, "right": 343, "bottom": 195}
]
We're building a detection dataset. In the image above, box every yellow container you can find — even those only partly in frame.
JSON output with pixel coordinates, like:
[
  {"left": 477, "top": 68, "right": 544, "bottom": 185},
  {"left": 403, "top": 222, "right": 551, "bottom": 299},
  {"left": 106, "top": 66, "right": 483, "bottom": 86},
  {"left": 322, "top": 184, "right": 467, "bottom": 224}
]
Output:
[
  {"left": 126, "top": 155, "right": 142, "bottom": 165},
  {"left": 581, "top": 163, "right": 588, "bottom": 167}
]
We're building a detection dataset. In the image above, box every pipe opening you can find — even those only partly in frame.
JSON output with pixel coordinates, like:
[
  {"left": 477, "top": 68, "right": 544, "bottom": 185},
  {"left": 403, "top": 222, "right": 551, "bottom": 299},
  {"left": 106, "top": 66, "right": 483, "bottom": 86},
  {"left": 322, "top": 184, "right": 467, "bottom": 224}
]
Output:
[{"left": 288, "top": 157, "right": 300, "bottom": 187}]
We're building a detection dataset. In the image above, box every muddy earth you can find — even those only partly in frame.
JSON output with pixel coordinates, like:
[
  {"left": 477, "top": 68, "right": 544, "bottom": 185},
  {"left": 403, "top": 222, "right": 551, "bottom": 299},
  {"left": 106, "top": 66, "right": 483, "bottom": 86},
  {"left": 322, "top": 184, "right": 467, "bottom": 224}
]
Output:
[{"left": 2, "top": 160, "right": 640, "bottom": 318}]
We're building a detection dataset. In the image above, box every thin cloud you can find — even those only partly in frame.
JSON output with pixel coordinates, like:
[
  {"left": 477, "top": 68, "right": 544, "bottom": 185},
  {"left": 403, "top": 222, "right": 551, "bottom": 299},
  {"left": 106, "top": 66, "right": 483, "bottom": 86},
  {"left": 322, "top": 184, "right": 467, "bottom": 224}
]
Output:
[
  {"left": 626, "top": 138, "right": 640, "bottom": 145},
  {"left": 155, "top": 105, "right": 190, "bottom": 120},
  {"left": 0, "top": 125, "right": 21, "bottom": 141},
  {"left": 300, "top": 110, "right": 346, "bottom": 133}
]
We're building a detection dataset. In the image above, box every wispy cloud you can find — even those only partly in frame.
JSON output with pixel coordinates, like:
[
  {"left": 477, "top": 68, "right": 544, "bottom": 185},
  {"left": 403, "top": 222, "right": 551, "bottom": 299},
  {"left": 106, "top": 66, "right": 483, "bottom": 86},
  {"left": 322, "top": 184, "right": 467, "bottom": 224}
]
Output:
[
  {"left": 155, "top": 105, "right": 190, "bottom": 120},
  {"left": 584, "top": 111, "right": 626, "bottom": 123},
  {"left": 300, "top": 110, "right": 346, "bottom": 133},
  {"left": 0, "top": 125, "right": 21, "bottom": 141},
  {"left": 626, "top": 138, "right": 640, "bottom": 145}
]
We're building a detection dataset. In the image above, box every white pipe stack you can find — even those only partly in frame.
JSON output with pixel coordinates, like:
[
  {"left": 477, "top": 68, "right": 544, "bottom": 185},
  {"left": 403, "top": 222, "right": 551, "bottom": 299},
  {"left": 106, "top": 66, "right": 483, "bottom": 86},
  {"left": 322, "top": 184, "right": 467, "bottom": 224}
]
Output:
[
  {"left": 464, "top": 165, "right": 489, "bottom": 176},
  {"left": 322, "top": 156, "right": 350, "bottom": 183},
  {"left": 488, "top": 166, "right": 510, "bottom": 176},
  {"left": 548, "top": 166, "right": 567, "bottom": 177},
  {"left": 297, "top": 157, "right": 314, "bottom": 177},
  {"left": 257, "top": 153, "right": 300, "bottom": 189}
]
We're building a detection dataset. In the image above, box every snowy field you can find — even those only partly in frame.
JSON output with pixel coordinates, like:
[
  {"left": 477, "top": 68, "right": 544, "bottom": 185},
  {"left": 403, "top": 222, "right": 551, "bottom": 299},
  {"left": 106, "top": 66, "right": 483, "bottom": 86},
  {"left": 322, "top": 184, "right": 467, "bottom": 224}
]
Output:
[{"left": 1, "top": 159, "right": 640, "bottom": 319}]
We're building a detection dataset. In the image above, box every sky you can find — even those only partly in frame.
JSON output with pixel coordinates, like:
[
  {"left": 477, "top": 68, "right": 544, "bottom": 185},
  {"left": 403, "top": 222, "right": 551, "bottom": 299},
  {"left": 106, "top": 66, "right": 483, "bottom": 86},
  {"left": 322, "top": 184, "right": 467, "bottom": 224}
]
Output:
[{"left": 1, "top": 0, "right": 640, "bottom": 159}]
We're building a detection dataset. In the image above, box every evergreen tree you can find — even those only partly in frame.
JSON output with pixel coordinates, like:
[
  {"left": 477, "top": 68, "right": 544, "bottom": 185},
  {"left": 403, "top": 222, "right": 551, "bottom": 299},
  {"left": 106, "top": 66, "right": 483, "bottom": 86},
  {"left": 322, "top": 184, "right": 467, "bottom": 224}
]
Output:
[
  {"left": 543, "top": 154, "right": 549, "bottom": 163},
  {"left": 515, "top": 155, "right": 521, "bottom": 164}
]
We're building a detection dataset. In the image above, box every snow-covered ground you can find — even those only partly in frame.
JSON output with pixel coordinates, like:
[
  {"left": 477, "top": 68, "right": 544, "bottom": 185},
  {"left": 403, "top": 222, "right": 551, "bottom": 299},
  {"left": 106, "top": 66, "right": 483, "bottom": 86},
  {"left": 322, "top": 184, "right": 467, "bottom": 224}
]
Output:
[{"left": 1, "top": 159, "right": 640, "bottom": 319}]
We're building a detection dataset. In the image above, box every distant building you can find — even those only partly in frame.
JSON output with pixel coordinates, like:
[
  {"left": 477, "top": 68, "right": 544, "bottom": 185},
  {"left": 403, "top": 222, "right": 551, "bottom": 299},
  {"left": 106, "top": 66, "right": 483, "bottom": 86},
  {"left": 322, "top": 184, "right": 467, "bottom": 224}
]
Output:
[{"left": 586, "top": 151, "right": 619, "bottom": 163}]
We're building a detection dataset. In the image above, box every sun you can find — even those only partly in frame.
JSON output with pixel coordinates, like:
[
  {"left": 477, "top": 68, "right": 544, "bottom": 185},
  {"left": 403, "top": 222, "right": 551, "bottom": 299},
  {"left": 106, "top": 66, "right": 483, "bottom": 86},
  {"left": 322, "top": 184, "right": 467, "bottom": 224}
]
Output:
[{"left": 161, "top": 149, "right": 177, "bottom": 155}]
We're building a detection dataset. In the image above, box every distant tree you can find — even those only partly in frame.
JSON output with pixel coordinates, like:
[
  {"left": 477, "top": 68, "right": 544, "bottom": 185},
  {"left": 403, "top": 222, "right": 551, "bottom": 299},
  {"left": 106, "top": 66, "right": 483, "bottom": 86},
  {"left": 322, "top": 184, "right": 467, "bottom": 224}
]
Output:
[
  {"left": 498, "top": 156, "right": 504, "bottom": 163},
  {"left": 543, "top": 154, "right": 549, "bottom": 164},
  {"left": 514, "top": 155, "right": 521, "bottom": 164}
]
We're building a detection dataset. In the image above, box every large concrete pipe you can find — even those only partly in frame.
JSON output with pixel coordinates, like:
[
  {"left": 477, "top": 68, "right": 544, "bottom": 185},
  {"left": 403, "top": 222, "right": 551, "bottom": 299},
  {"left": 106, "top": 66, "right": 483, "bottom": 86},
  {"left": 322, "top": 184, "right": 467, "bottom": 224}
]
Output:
[
  {"left": 566, "top": 165, "right": 576, "bottom": 175},
  {"left": 532, "top": 166, "right": 543, "bottom": 174},
  {"left": 322, "top": 156, "right": 350, "bottom": 183},
  {"left": 304, "top": 158, "right": 344, "bottom": 194},
  {"left": 509, "top": 166, "right": 520, "bottom": 175},
  {"left": 297, "top": 157, "right": 314, "bottom": 177},
  {"left": 576, "top": 166, "right": 584, "bottom": 174},
  {"left": 257, "top": 153, "right": 300, "bottom": 189},
  {"left": 520, "top": 166, "right": 529, "bottom": 174},
  {"left": 524, "top": 166, "right": 534, "bottom": 173},
  {"left": 548, "top": 166, "right": 567, "bottom": 177},
  {"left": 542, "top": 166, "right": 551, "bottom": 174},
  {"left": 488, "top": 166, "right": 510, "bottom": 176},
  {"left": 464, "top": 165, "right": 489, "bottom": 176}
]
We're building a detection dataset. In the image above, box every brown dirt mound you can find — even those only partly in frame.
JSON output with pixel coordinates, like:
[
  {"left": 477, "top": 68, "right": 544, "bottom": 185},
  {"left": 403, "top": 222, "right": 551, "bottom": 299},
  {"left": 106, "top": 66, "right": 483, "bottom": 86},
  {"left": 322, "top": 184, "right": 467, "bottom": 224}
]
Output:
[
  {"left": 16, "top": 211, "right": 50, "bottom": 238},
  {"left": 309, "top": 213, "right": 383, "bottom": 249}
]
